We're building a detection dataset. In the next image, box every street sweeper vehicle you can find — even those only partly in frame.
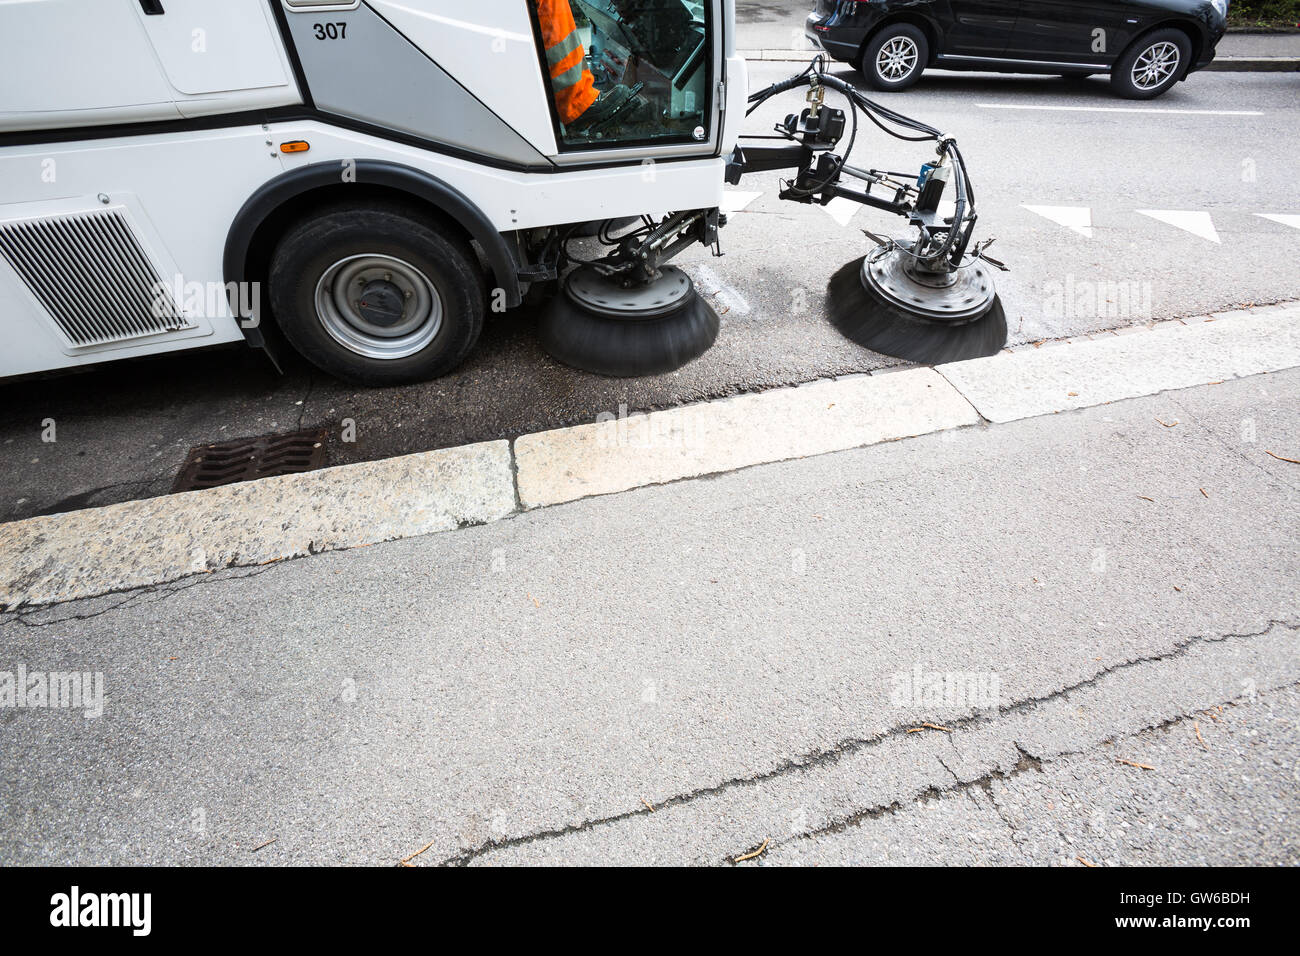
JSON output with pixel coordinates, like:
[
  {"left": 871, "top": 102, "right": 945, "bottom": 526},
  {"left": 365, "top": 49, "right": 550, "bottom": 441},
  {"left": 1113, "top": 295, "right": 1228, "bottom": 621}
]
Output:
[{"left": 0, "top": 0, "right": 1008, "bottom": 385}]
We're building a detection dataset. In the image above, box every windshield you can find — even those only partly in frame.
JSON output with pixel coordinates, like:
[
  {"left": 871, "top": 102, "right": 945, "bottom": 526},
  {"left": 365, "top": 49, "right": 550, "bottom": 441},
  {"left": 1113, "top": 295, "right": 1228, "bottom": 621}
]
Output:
[{"left": 532, "top": 0, "right": 711, "bottom": 148}]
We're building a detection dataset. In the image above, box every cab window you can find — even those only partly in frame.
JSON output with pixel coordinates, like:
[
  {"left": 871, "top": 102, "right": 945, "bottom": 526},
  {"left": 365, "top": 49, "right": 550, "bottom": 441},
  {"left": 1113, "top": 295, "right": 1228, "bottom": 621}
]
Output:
[{"left": 531, "top": 0, "right": 711, "bottom": 148}]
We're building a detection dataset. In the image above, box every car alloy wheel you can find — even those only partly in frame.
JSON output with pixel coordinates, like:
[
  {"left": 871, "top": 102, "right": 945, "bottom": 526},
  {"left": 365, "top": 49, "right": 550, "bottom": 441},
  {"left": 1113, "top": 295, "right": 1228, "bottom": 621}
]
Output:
[
  {"left": 876, "top": 36, "right": 919, "bottom": 82},
  {"left": 1131, "top": 40, "right": 1181, "bottom": 91}
]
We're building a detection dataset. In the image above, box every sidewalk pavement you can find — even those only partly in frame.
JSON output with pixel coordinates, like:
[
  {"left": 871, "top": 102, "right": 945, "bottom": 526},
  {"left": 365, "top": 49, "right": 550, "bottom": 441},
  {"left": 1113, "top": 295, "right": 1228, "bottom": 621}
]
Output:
[
  {"left": 1, "top": 307, "right": 1297, "bottom": 865},
  {"left": 1220, "top": 32, "right": 1300, "bottom": 58}
]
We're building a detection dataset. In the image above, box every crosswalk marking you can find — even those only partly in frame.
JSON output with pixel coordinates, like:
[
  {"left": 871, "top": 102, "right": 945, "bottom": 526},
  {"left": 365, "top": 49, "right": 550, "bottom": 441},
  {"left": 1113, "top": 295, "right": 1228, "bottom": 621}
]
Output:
[
  {"left": 1022, "top": 205, "right": 1093, "bottom": 239},
  {"left": 823, "top": 197, "right": 861, "bottom": 227},
  {"left": 720, "top": 190, "right": 763, "bottom": 214},
  {"left": 721, "top": 193, "right": 1297, "bottom": 247},
  {"left": 1138, "top": 210, "right": 1220, "bottom": 244}
]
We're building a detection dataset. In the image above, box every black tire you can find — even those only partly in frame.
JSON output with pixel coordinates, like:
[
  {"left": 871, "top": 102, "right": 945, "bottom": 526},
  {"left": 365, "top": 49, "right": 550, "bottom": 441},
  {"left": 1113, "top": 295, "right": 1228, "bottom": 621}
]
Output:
[
  {"left": 268, "top": 203, "right": 486, "bottom": 386},
  {"left": 859, "top": 23, "right": 928, "bottom": 92},
  {"left": 1110, "top": 28, "right": 1190, "bottom": 99}
]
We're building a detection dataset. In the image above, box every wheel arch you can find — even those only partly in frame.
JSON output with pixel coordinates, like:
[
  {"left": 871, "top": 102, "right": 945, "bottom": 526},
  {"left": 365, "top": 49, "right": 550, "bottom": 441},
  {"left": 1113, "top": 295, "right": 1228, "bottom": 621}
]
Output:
[
  {"left": 223, "top": 160, "right": 522, "bottom": 344},
  {"left": 1118, "top": 20, "right": 1204, "bottom": 77},
  {"left": 860, "top": 13, "right": 941, "bottom": 67}
]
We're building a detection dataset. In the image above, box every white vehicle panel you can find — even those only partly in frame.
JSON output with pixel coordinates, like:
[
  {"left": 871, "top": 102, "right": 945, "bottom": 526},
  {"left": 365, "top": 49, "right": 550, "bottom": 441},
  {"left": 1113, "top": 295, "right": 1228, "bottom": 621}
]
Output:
[
  {"left": 0, "top": 0, "right": 181, "bottom": 131},
  {"left": 365, "top": 0, "right": 558, "bottom": 156},
  {"left": 0, "top": 118, "right": 726, "bottom": 377},
  {"left": 135, "top": 0, "right": 302, "bottom": 117}
]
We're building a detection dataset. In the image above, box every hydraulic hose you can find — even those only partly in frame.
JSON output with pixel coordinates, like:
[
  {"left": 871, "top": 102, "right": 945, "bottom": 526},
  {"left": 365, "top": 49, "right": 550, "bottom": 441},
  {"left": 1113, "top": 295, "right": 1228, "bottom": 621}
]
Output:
[{"left": 747, "top": 57, "right": 977, "bottom": 267}]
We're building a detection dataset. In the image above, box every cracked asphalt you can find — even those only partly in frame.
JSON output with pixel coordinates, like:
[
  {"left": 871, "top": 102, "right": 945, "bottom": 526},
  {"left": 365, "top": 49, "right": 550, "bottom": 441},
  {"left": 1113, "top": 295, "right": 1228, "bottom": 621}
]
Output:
[{"left": 2, "top": 368, "right": 1296, "bottom": 866}]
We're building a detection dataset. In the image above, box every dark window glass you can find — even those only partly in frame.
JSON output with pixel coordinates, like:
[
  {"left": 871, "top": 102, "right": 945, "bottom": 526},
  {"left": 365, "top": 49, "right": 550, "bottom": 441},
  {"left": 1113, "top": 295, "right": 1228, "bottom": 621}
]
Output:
[{"left": 533, "top": 0, "right": 711, "bottom": 148}]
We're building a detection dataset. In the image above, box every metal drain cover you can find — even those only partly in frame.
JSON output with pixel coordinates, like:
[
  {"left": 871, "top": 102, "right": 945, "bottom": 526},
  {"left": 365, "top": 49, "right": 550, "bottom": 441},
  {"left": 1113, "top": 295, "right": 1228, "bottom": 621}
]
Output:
[{"left": 172, "top": 427, "right": 329, "bottom": 493}]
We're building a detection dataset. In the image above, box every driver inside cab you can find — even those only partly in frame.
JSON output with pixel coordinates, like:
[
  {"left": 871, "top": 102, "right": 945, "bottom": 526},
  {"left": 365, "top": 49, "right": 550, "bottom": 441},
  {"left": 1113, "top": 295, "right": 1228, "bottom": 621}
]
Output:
[{"left": 534, "top": 0, "right": 651, "bottom": 136}]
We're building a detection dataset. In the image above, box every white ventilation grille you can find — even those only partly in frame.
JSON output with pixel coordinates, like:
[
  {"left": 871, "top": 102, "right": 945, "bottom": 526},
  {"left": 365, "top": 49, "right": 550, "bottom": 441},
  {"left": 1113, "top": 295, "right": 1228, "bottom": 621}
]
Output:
[{"left": 0, "top": 208, "right": 192, "bottom": 348}]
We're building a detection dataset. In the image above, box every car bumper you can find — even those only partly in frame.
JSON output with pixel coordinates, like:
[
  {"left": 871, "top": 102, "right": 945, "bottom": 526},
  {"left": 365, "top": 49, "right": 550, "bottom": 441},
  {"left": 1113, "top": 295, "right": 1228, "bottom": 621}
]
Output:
[
  {"left": 1190, "top": 24, "right": 1226, "bottom": 72},
  {"left": 805, "top": 12, "right": 868, "bottom": 62}
]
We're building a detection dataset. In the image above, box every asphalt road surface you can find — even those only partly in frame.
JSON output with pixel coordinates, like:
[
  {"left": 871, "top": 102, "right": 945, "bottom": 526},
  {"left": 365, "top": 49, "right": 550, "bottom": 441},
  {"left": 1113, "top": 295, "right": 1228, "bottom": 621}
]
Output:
[
  {"left": 3, "top": 371, "right": 1295, "bottom": 865},
  {"left": 2, "top": 66, "right": 1297, "bottom": 523}
]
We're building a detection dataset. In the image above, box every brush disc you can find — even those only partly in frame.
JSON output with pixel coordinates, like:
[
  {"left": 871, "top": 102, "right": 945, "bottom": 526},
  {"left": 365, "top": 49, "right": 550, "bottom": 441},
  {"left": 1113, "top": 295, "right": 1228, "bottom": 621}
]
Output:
[
  {"left": 539, "top": 265, "right": 720, "bottom": 377},
  {"left": 827, "top": 254, "right": 1007, "bottom": 364}
]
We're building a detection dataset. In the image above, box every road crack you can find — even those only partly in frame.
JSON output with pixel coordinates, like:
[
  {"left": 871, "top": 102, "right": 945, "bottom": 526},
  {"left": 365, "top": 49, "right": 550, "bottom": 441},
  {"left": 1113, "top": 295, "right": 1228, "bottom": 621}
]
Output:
[{"left": 433, "top": 618, "right": 1298, "bottom": 866}]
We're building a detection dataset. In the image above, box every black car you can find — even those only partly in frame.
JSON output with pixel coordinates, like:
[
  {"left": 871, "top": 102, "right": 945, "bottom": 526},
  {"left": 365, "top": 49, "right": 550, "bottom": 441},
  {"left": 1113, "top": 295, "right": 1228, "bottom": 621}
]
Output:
[{"left": 806, "top": 0, "right": 1228, "bottom": 98}]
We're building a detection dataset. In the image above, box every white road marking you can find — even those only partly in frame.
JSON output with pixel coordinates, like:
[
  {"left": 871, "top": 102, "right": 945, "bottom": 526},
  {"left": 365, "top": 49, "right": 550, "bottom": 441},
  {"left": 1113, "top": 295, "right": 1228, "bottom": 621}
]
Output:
[
  {"left": 694, "top": 265, "right": 752, "bottom": 316},
  {"left": 720, "top": 190, "right": 763, "bottom": 214},
  {"left": 824, "top": 197, "right": 860, "bottom": 227},
  {"left": 1022, "top": 204, "right": 1094, "bottom": 239},
  {"left": 1137, "top": 209, "right": 1221, "bottom": 244},
  {"left": 976, "top": 103, "right": 1264, "bottom": 117},
  {"left": 1256, "top": 213, "right": 1300, "bottom": 232}
]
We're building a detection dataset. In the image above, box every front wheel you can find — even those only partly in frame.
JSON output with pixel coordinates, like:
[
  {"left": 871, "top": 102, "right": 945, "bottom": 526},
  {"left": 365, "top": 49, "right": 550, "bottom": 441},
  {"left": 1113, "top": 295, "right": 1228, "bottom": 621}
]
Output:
[
  {"left": 1110, "top": 29, "right": 1190, "bottom": 99},
  {"left": 268, "top": 204, "right": 486, "bottom": 386},
  {"left": 860, "top": 24, "right": 928, "bottom": 92}
]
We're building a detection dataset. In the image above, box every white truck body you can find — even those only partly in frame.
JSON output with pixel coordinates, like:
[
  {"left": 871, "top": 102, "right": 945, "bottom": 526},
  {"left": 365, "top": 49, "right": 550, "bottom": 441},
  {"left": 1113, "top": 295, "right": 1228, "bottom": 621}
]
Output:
[{"left": 0, "top": 0, "right": 746, "bottom": 378}]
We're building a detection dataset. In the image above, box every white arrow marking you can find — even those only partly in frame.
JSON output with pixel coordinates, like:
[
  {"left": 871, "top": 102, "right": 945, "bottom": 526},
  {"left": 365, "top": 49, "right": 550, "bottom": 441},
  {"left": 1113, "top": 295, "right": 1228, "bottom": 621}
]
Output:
[
  {"left": 1256, "top": 213, "right": 1300, "bottom": 232},
  {"left": 1022, "top": 205, "right": 1093, "bottom": 239},
  {"left": 823, "top": 197, "right": 860, "bottom": 227},
  {"left": 720, "top": 190, "right": 762, "bottom": 214},
  {"left": 1137, "top": 209, "right": 1220, "bottom": 244}
]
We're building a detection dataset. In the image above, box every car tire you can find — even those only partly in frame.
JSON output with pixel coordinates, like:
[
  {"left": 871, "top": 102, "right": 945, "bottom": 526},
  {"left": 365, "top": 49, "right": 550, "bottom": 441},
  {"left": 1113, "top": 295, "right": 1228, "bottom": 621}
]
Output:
[
  {"left": 860, "top": 24, "right": 928, "bottom": 92},
  {"left": 268, "top": 204, "right": 486, "bottom": 386},
  {"left": 1110, "top": 28, "right": 1191, "bottom": 99}
]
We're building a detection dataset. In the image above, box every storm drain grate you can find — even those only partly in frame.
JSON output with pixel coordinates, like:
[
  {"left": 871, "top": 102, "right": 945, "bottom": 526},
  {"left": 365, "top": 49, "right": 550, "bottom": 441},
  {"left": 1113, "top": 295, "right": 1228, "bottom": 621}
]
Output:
[{"left": 172, "top": 427, "right": 330, "bottom": 493}]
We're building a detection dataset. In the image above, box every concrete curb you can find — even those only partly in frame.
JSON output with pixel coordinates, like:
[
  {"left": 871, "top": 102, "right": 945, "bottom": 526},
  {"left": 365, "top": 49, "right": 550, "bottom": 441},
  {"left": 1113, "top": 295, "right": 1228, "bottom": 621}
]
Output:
[
  {"left": 1, "top": 303, "right": 1297, "bottom": 610},
  {"left": 0, "top": 441, "right": 515, "bottom": 609},
  {"left": 938, "top": 304, "right": 1300, "bottom": 424},
  {"left": 739, "top": 49, "right": 1300, "bottom": 71},
  {"left": 1203, "top": 57, "right": 1300, "bottom": 71},
  {"left": 515, "top": 367, "right": 978, "bottom": 509}
]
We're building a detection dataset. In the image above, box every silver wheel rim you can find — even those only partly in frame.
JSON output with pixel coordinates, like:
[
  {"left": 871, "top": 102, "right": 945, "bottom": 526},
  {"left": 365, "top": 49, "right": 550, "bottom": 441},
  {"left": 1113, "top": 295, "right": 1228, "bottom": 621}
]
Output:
[
  {"left": 313, "top": 254, "right": 442, "bottom": 360},
  {"left": 876, "top": 36, "right": 919, "bottom": 81},
  {"left": 1131, "top": 41, "right": 1180, "bottom": 91}
]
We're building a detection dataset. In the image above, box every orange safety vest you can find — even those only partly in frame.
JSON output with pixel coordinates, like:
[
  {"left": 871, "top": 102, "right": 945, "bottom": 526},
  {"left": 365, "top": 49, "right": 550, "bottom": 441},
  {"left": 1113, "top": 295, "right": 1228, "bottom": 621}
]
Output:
[{"left": 536, "top": 0, "right": 598, "bottom": 124}]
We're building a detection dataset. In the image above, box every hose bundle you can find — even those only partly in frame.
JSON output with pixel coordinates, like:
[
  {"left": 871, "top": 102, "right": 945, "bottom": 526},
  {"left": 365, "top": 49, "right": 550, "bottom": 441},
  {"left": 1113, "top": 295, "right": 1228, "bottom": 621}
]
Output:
[{"left": 745, "top": 56, "right": 976, "bottom": 267}]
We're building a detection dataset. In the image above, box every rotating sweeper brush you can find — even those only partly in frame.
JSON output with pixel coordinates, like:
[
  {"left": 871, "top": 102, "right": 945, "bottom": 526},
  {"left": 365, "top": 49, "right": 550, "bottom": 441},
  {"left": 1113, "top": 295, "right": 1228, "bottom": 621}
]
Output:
[
  {"left": 732, "top": 58, "right": 1010, "bottom": 363},
  {"left": 539, "top": 260, "right": 719, "bottom": 378},
  {"left": 536, "top": 57, "right": 1006, "bottom": 377},
  {"left": 826, "top": 230, "right": 1007, "bottom": 365},
  {"left": 538, "top": 210, "right": 723, "bottom": 377}
]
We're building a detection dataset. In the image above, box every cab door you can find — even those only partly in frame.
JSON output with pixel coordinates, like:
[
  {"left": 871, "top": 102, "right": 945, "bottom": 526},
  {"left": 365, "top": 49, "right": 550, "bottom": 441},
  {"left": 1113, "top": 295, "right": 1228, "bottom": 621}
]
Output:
[
  {"left": 942, "top": 0, "right": 1024, "bottom": 57},
  {"left": 1003, "top": 0, "right": 1129, "bottom": 65}
]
